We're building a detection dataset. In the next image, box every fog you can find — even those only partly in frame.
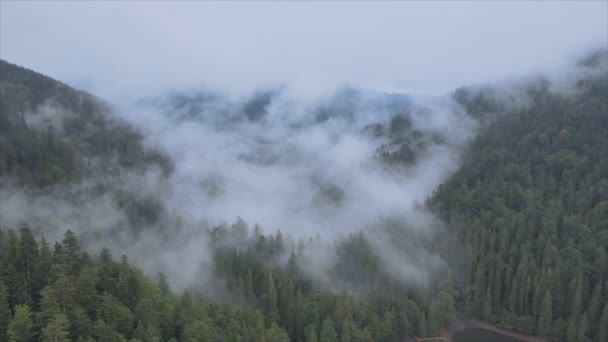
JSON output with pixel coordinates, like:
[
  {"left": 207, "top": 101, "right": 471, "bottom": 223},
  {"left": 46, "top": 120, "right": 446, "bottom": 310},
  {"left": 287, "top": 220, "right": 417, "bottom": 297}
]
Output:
[
  {"left": 0, "top": 85, "right": 477, "bottom": 290},
  {"left": 122, "top": 90, "right": 468, "bottom": 234},
  {"left": 1, "top": 2, "right": 606, "bottom": 292}
]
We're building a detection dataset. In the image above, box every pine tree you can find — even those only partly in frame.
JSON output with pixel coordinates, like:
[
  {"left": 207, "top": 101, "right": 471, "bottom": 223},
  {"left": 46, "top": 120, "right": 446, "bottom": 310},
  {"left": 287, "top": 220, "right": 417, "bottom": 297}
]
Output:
[
  {"left": 60, "top": 230, "right": 81, "bottom": 276},
  {"left": 576, "top": 314, "right": 587, "bottom": 342},
  {"left": 41, "top": 313, "right": 70, "bottom": 342},
  {"left": 586, "top": 281, "right": 602, "bottom": 335},
  {"left": 18, "top": 227, "right": 39, "bottom": 303},
  {"left": 566, "top": 318, "right": 577, "bottom": 342},
  {"left": 97, "top": 294, "right": 134, "bottom": 337},
  {"left": 35, "top": 238, "right": 53, "bottom": 297},
  {"left": 36, "top": 286, "right": 61, "bottom": 331},
  {"left": 265, "top": 322, "right": 289, "bottom": 342},
  {"left": 305, "top": 324, "right": 318, "bottom": 342},
  {"left": 340, "top": 319, "right": 352, "bottom": 342},
  {"left": 245, "top": 270, "right": 255, "bottom": 301},
  {"left": 427, "top": 304, "right": 441, "bottom": 337},
  {"left": 266, "top": 270, "right": 279, "bottom": 324},
  {"left": 440, "top": 290, "right": 457, "bottom": 327},
  {"left": 92, "top": 319, "right": 127, "bottom": 342},
  {"left": 570, "top": 273, "right": 583, "bottom": 320},
  {"left": 7, "top": 304, "right": 34, "bottom": 342},
  {"left": 320, "top": 317, "right": 337, "bottom": 342},
  {"left": 418, "top": 312, "right": 427, "bottom": 337},
  {"left": 472, "top": 263, "right": 485, "bottom": 317},
  {"left": 157, "top": 273, "right": 170, "bottom": 295},
  {"left": 182, "top": 320, "right": 211, "bottom": 342},
  {"left": 76, "top": 266, "right": 100, "bottom": 317},
  {"left": 67, "top": 306, "right": 93, "bottom": 341},
  {"left": 0, "top": 282, "right": 11, "bottom": 341},
  {"left": 482, "top": 287, "right": 493, "bottom": 321},
  {"left": 493, "top": 254, "right": 503, "bottom": 312},
  {"left": 537, "top": 291, "right": 552, "bottom": 337},
  {"left": 599, "top": 303, "right": 608, "bottom": 342},
  {"left": 531, "top": 275, "right": 544, "bottom": 317}
]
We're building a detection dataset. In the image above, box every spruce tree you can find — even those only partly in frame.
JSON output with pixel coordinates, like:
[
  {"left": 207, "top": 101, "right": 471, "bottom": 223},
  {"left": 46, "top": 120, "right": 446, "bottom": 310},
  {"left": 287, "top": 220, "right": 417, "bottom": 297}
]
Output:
[
  {"left": 537, "top": 291, "right": 552, "bottom": 337},
  {"left": 7, "top": 304, "right": 34, "bottom": 342}
]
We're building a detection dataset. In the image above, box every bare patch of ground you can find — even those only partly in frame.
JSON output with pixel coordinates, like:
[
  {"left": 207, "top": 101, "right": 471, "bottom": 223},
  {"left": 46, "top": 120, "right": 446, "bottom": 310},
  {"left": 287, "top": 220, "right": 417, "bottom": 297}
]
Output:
[{"left": 446, "top": 317, "right": 545, "bottom": 342}]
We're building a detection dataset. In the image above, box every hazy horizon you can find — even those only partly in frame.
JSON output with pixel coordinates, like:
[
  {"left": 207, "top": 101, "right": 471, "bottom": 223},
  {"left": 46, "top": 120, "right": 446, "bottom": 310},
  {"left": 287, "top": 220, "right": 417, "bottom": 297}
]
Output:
[{"left": 1, "top": 1, "right": 606, "bottom": 102}]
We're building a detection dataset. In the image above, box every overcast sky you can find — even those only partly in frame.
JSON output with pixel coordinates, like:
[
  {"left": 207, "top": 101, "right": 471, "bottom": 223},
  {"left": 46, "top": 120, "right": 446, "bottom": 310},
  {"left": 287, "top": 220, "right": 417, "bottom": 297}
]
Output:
[{"left": 1, "top": 1, "right": 606, "bottom": 101}]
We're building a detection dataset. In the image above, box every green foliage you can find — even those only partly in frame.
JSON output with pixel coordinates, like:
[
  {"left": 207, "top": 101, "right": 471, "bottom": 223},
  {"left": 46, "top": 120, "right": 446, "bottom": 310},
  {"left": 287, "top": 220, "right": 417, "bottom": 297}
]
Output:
[
  {"left": 599, "top": 303, "right": 608, "bottom": 342},
  {"left": 7, "top": 304, "right": 34, "bottom": 342},
  {"left": 266, "top": 322, "right": 290, "bottom": 342},
  {"left": 0, "top": 60, "right": 172, "bottom": 235},
  {"left": 320, "top": 317, "right": 337, "bottom": 342},
  {"left": 0, "top": 227, "right": 438, "bottom": 341},
  {"left": 2, "top": 48, "right": 606, "bottom": 342},
  {"left": 0, "top": 282, "right": 11, "bottom": 341},
  {"left": 433, "top": 61, "right": 608, "bottom": 341},
  {"left": 40, "top": 313, "right": 70, "bottom": 342},
  {"left": 538, "top": 291, "right": 552, "bottom": 337}
]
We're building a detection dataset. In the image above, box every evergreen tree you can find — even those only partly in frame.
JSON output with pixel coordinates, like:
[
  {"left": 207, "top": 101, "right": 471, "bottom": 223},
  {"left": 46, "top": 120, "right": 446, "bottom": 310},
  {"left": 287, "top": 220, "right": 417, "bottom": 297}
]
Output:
[
  {"left": 340, "top": 319, "right": 352, "bottom": 342},
  {"left": 576, "top": 314, "right": 587, "bottom": 342},
  {"left": 17, "top": 227, "right": 39, "bottom": 304},
  {"left": 482, "top": 287, "right": 493, "bottom": 320},
  {"left": 182, "top": 320, "right": 211, "bottom": 342},
  {"left": 7, "top": 304, "right": 34, "bottom": 342},
  {"left": 266, "top": 270, "right": 279, "bottom": 324},
  {"left": 266, "top": 322, "right": 289, "bottom": 342},
  {"left": 417, "top": 312, "right": 427, "bottom": 337},
  {"left": 599, "top": 303, "right": 608, "bottom": 342},
  {"left": 41, "top": 313, "right": 70, "bottom": 342},
  {"left": 305, "top": 324, "right": 318, "bottom": 342},
  {"left": 320, "top": 317, "right": 337, "bottom": 342},
  {"left": 538, "top": 291, "right": 552, "bottom": 337},
  {"left": 570, "top": 274, "right": 583, "bottom": 320},
  {"left": 586, "top": 281, "right": 602, "bottom": 335},
  {"left": 471, "top": 263, "right": 485, "bottom": 317},
  {"left": 0, "top": 282, "right": 11, "bottom": 341},
  {"left": 566, "top": 319, "right": 577, "bottom": 342}
]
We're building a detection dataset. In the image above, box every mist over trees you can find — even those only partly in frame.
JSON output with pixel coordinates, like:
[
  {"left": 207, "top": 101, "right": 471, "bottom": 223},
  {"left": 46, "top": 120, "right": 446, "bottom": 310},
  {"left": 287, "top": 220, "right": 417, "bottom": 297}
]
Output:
[{"left": 0, "top": 47, "right": 607, "bottom": 342}]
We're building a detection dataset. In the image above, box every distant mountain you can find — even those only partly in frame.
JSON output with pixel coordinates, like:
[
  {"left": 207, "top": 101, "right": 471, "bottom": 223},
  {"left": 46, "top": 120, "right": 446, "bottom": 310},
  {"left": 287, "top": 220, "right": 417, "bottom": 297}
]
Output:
[{"left": 151, "top": 86, "right": 412, "bottom": 127}]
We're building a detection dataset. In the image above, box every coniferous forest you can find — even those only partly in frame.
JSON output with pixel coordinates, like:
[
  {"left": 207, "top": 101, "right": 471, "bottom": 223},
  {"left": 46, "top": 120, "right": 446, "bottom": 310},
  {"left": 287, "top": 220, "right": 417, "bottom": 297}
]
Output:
[{"left": 0, "top": 22, "right": 607, "bottom": 342}]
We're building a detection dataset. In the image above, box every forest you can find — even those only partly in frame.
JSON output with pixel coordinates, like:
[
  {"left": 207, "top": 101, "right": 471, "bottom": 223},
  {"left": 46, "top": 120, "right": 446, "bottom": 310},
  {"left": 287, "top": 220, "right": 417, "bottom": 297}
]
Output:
[
  {"left": 0, "top": 49, "right": 607, "bottom": 342},
  {"left": 431, "top": 53, "right": 608, "bottom": 341}
]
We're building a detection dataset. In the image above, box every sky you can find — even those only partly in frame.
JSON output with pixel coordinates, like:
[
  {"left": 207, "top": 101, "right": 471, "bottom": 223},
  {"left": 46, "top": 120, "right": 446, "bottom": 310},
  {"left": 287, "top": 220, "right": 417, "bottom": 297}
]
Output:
[{"left": 1, "top": 1, "right": 607, "bottom": 101}]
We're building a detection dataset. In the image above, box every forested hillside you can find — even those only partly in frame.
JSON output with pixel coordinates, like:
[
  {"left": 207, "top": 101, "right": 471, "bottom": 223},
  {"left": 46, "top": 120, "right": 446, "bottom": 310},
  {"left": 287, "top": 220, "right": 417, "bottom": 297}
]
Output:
[
  {"left": 0, "top": 60, "right": 173, "bottom": 236},
  {"left": 0, "top": 60, "right": 171, "bottom": 188},
  {"left": 432, "top": 55, "right": 608, "bottom": 341},
  {"left": 0, "top": 225, "right": 458, "bottom": 341},
  {"left": 0, "top": 51, "right": 607, "bottom": 342}
]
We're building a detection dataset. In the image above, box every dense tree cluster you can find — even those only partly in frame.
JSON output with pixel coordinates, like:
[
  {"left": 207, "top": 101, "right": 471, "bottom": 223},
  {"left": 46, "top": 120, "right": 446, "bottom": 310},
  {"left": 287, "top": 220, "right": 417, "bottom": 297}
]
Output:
[
  {"left": 1, "top": 51, "right": 607, "bottom": 342},
  {"left": 0, "top": 226, "right": 456, "bottom": 341},
  {"left": 0, "top": 59, "right": 172, "bottom": 188},
  {"left": 432, "top": 62, "right": 608, "bottom": 341}
]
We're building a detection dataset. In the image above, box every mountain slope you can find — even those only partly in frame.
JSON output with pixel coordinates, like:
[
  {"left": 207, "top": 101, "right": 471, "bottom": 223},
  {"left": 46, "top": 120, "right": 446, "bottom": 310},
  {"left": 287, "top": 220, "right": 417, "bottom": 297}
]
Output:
[
  {"left": 0, "top": 60, "right": 172, "bottom": 188},
  {"left": 432, "top": 52, "right": 608, "bottom": 341},
  {"left": 0, "top": 52, "right": 607, "bottom": 342}
]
